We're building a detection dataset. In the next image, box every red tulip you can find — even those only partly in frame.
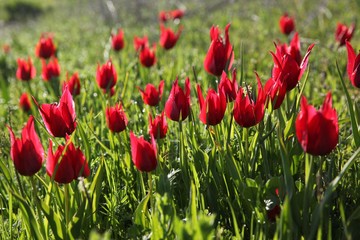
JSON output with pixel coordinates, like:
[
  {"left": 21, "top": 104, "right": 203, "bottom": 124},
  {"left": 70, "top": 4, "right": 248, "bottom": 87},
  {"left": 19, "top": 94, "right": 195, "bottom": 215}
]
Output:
[
  {"left": 158, "top": 9, "right": 185, "bottom": 23},
  {"left": 106, "top": 103, "right": 128, "bottom": 133},
  {"left": 111, "top": 28, "right": 125, "bottom": 51},
  {"left": 218, "top": 69, "right": 238, "bottom": 102},
  {"left": 159, "top": 24, "right": 183, "bottom": 50},
  {"left": 170, "top": 9, "right": 185, "bottom": 20},
  {"left": 335, "top": 23, "right": 355, "bottom": 47},
  {"left": 197, "top": 84, "right": 227, "bottom": 126},
  {"left": 264, "top": 77, "right": 286, "bottom": 109},
  {"left": 233, "top": 73, "right": 266, "bottom": 128},
  {"left": 279, "top": 13, "right": 295, "bottom": 35},
  {"left": 35, "top": 33, "right": 56, "bottom": 59},
  {"left": 62, "top": 72, "right": 81, "bottom": 96},
  {"left": 164, "top": 77, "right": 191, "bottom": 121},
  {"left": 47, "top": 137, "right": 90, "bottom": 184},
  {"left": 139, "top": 44, "right": 156, "bottom": 68},
  {"left": 42, "top": 57, "right": 60, "bottom": 81},
  {"left": 204, "top": 23, "right": 234, "bottom": 77},
  {"left": 16, "top": 57, "right": 36, "bottom": 81},
  {"left": 295, "top": 93, "right": 338, "bottom": 156},
  {"left": 130, "top": 132, "right": 157, "bottom": 172},
  {"left": 133, "top": 36, "right": 149, "bottom": 51},
  {"left": 96, "top": 60, "right": 117, "bottom": 92},
  {"left": 19, "top": 93, "right": 32, "bottom": 112},
  {"left": 266, "top": 205, "right": 281, "bottom": 222},
  {"left": 271, "top": 33, "right": 314, "bottom": 91},
  {"left": 8, "top": 116, "right": 44, "bottom": 176},
  {"left": 149, "top": 112, "right": 168, "bottom": 139},
  {"left": 137, "top": 80, "right": 164, "bottom": 106},
  {"left": 345, "top": 41, "right": 360, "bottom": 88},
  {"left": 34, "top": 87, "right": 76, "bottom": 138},
  {"left": 159, "top": 11, "right": 169, "bottom": 22}
]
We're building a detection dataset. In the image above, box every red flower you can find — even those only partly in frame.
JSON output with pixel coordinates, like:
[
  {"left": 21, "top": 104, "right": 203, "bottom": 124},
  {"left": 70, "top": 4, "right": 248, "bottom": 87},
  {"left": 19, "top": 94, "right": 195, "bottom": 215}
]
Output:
[
  {"left": 111, "top": 28, "right": 125, "bottom": 51},
  {"left": 346, "top": 41, "right": 360, "bottom": 88},
  {"left": 133, "top": 36, "right": 149, "bottom": 51},
  {"left": 204, "top": 23, "right": 234, "bottom": 76},
  {"left": 233, "top": 73, "right": 266, "bottom": 128},
  {"left": 35, "top": 33, "right": 56, "bottom": 59},
  {"left": 164, "top": 77, "right": 191, "bottom": 121},
  {"left": 170, "top": 9, "right": 185, "bottom": 20},
  {"left": 264, "top": 77, "right": 286, "bottom": 110},
  {"left": 47, "top": 137, "right": 90, "bottom": 184},
  {"left": 96, "top": 60, "right": 117, "bottom": 92},
  {"left": 158, "top": 9, "right": 185, "bottom": 23},
  {"left": 42, "top": 57, "right": 60, "bottom": 81},
  {"left": 130, "top": 132, "right": 157, "bottom": 172},
  {"left": 106, "top": 103, "right": 128, "bottom": 133},
  {"left": 62, "top": 72, "right": 81, "bottom": 96},
  {"left": 271, "top": 33, "right": 314, "bottom": 91},
  {"left": 149, "top": 112, "right": 168, "bottom": 139},
  {"left": 34, "top": 87, "right": 76, "bottom": 138},
  {"left": 8, "top": 116, "right": 44, "bottom": 176},
  {"left": 295, "top": 93, "right": 338, "bottom": 156},
  {"left": 279, "top": 13, "right": 295, "bottom": 35},
  {"left": 266, "top": 205, "right": 281, "bottom": 222},
  {"left": 159, "top": 11, "right": 169, "bottom": 22},
  {"left": 137, "top": 80, "right": 164, "bottom": 106},
  {"left": 197, "top": 84, "right": 227, "bottom": 126},
  {"left": 159, "top": 24, "right": 183, "bottom": 50},
  {"left": 139, "top": 44, "right": 156, "bottom": 68},
  {"left": 19, "top": 93, "right": 32, "bottom": 112},
  {"left": 16, "top": 57, "right": 36, "bottom": 81},
  {"left": 335, "top": 23, "right": 355, "bottom": 47},
  {"left": 218, "top": 69, "right": 238, "bottom": 102}
]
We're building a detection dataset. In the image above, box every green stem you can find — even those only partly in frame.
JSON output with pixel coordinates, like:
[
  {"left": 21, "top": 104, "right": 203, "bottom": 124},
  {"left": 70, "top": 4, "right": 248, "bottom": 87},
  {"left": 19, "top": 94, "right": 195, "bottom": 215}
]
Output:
[
  {"left": 64, "top": 184, "right": 70, "bottom": 239},
  {"left": 148, "top": 172, "right": 154, "bottom": 213},
  {"left": 15, "top": 171, "right": 25, "bottom": 198},
  {"left": 30, "top": 176, "right": 46, "bottom": 238},
  {"left": 303, "top": 153, "right": 314, "bottom": 237}
]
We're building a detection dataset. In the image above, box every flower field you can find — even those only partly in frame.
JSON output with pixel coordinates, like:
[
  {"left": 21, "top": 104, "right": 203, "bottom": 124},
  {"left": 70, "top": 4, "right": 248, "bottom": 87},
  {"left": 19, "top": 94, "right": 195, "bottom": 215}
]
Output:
[{"left": 1, "top": 0, "right": 360, "bottom": 239}]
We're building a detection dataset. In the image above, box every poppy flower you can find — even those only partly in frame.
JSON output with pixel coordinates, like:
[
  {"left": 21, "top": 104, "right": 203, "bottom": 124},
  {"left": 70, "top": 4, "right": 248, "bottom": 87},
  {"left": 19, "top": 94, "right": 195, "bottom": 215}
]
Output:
[
  {"left": 62, "top": 72, "right": 81, "bottom": 96},
  {"left": 345, "top": 41, "right": 360, "bottom": 88},
  {"left": 197, "top": 84, "right": 227, "bottom": 126},
  {"left": 47, "top": 137, "right": 90, "bottom": 184},
  {"left": 279, "top": 13, "right": 295, "bottom": 35},
  {"left": 35, "top": 33, "right": 56, "bottom": 59},
  {"left": 133, "top": 36, "right": 149, "bottom": 51},
  {"left": 139, "top": 44, "right": 156, "bottom": 68},
  {"left": 335, "top": 23, "right": 355, "bottom": 47},
  {"left": 16, "top": 57, "right": 36, "bottom": 81},
  {"left": 130, "top": 132, "right": 157, "bottom": 172},
  {"left": 106, "top": 103, "right": 128, "bottom": 133},
  {"left": 233, "top": 73, "right": 266, "bottom": 128},
  {"left": 149, "top": 112, "right": 168, "bottom": 139},
  {"left": 204, "top": 23, "right": 234, "bottom": 76},
  {"left": 164, "top": 77, "right": 191, "bottom": 121},
  {"left": 19, "top": 93, "right": 32, "bottom": 112},
  {"left": 295, "top": 93, "right": 338, "bottom": 156},
  {"left": 8, "top": 116, "right": 44, "bottom": 176},
  {"left": 34, "top": 87, "right": 76, "bottom": 138},
  {"left": 159, "top": 24, "right": 183, "bottom": 50},
  {"left": 96, "top": 60, "right": 117, "bottom": 92},
  {"left": 218, "top": 69, "right": 238, "bottom": 102},
  {"left": 170, "top": 9, "right": 185, "bottom": 20},
  {"left": 42, "top": 57, "right": 61, "bottom": 81},
  {"left": 271, "top": 33, "right": 315, "bottom": 91},
  {"left": 137, "top": 80, "right": 164, "bottom": 106},
  {"left": 111, "top": 28, "right": 125, "bottom": 51}
]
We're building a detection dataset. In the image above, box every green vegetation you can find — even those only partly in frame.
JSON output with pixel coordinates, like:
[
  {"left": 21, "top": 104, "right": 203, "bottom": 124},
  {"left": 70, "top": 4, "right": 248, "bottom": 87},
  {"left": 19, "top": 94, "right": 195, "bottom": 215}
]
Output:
[{"left": 1, "top": 0, "right": 360, "bottom": 239}]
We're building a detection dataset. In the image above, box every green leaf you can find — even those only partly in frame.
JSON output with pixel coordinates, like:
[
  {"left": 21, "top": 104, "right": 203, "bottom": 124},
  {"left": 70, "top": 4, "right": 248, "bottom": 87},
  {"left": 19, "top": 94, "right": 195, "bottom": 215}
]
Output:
[{"left": 39, "top": 199, "right": 65, "bottom": 240}]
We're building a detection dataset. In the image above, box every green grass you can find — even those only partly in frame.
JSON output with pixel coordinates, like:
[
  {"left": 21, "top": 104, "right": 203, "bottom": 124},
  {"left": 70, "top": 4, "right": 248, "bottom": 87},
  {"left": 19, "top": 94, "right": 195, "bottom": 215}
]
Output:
[{"left": 1, "top": 0, "right": 360, "bottom": 239}]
